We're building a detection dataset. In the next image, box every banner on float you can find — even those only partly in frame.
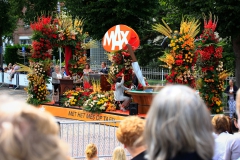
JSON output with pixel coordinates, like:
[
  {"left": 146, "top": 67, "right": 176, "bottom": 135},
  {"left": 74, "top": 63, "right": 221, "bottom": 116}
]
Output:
[
  {"left": 0, "top": 72, "right": 2, "bottom": 83},
  {"left": 3, "top": 73, "right": 17, "bottom": 85}
]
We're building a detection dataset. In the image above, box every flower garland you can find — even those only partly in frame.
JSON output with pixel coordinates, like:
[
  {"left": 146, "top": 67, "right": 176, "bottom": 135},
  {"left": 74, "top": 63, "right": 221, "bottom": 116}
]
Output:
[
  {"left": 107, "top": 50, "right": 133, "bottom": 90},
  {"left": 25, "top": 62, "right": 50, "bottom": 105},
  {"left": 26, "top": 16, "right": 56, "bottom": 106},
  {"left": 196, "top": 13, "right": 228, "bottom": 114},
  {"left": 153, "top": 18, "right": 200, "bottom": 88}
]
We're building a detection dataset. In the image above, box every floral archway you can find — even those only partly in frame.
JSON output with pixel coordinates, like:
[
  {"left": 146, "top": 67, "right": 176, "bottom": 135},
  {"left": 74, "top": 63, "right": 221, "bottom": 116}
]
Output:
[{"left": 26, "top": 13, "right": 95, "bottom": 106}]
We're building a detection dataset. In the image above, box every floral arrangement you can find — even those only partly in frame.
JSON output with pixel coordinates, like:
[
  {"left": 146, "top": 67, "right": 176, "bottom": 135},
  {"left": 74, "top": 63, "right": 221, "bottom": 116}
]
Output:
[
  {"left": 107, "top": 50, "right": 133, "bottom": 90},
  {"left": 83, "top": 91, "right": 116, "bottom": 113},
  {"left": 25, "top": 62, "right": 50, "bottom": 105},
  {"left": 56, "top": 12, "right": 97, "bottom": 75},
  {"left": 153, "top": 18, "right": 200, "bottom": 88},
  {"left": 60, "top": 89, "right": 82, "bottom": 107},
  {"left": 30, "top": 16, "right": 58, "bottom": 61},
  {"left": 196, "top": 13, "right": 228, "bottom": 114},
  {"left": 83, "top": 80, "right": 116, "bottom": 113}
]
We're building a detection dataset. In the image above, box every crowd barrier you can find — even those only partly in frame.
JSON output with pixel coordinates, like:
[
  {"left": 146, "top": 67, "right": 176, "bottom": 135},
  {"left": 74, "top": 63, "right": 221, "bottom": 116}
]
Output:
[
  {"left": 58, "top": 120, "right": 131, "bottom": 160},
  {"left": 0, "top": 72, "right": 52, "bottom": 90}
]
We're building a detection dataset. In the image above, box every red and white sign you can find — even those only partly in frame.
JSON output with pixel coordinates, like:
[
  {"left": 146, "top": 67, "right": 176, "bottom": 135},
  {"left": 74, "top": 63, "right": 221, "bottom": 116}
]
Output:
[{"left": 102, "top": 24, "right": 140, "bottom": 52}]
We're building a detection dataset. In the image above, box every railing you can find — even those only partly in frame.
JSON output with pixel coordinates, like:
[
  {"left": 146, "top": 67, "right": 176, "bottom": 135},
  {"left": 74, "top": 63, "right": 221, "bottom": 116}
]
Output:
[{"left": 58, "top": 120, "right": 131, "bottom": 160}]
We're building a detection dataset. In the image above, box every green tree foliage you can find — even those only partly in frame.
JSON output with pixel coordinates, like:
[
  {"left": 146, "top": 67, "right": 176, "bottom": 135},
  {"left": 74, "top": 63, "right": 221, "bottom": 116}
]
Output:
[
  {"left": 4, "top": 44, "right": 31, "bottom": 65},
  {"left": 63, "top": 0, "right": 164, "bottom": 66},
  {"left": 23, "top": 0, "right": 58, "bottom": 24},
  {"left": 160, "top": 0, "right": 240, "bottom": 86}
]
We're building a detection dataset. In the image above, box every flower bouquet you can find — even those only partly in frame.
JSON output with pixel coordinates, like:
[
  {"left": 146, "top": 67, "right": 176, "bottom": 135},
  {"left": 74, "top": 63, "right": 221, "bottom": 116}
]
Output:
[
  {"left": 154, "top": 18, "right": 200, "bottom": 88},
  {"left": 83, "top": 91, "right": 116, "bottom": 113},
  {"left": 60, "top": 90, "right": 82, "bottom": 107}
]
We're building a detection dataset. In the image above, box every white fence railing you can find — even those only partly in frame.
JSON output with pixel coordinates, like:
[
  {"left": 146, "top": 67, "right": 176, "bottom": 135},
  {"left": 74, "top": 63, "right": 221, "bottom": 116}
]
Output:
[{"left": 0, "top": 72, "right": 52, "bottom": 90}]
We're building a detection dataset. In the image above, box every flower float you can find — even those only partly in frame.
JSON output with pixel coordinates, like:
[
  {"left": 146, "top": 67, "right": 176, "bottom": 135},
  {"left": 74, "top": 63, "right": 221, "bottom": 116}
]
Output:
[
  {"left": 196, "top": 13, "right": 227, "bottom": 114},
  {"left": 153, "top": 18, "right": 200, "bottom": 88}
]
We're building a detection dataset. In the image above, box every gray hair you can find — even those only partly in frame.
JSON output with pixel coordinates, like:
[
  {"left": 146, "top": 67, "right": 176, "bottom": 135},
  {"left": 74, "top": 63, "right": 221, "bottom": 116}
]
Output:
[{"left": 144, "top": 85, "right": 214, "bottom": 160}]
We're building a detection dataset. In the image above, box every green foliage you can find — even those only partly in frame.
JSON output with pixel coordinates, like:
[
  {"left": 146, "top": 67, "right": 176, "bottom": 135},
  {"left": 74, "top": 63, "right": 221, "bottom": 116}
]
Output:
[
  {"left": 63, "top": 0, "right": 160, "bottom": 40},
  {"left": 4, "top": 44, "right": 31, "bottom": 65},
  {"left": 23, "top": 0, "right": 58, "bottom": 24}
]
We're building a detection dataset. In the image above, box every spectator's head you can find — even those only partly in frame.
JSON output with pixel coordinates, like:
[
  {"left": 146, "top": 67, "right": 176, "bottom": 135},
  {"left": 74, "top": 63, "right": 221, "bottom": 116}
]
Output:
[
  {"left": 212, "top": 114, "right": 230, "bottom": 134},
  {"left": 116, "top": 116, "right": 145, "bottom": 156},
  {"left": 101, "top": 62, "right": 106, "bottom": 69},
  {"left": 231, "top": 112, "right": 239, "bottom": 133},
  {"left": 85, "top": 63, "right": 90, "bottom": 69},
  {"left": 116, "top": 77, "right": 122, "bottom": 83},
  {"left": 8, "top": 63, "right": 12, "bottom": 67},
  {"left": 112, "top": 146, "right": 126, "bottom": 160},
  {"left": 229, "top": 79, "right": 234, "bottom": 87},
  {"left": 54, "top": 65, "right": 60, "bottom": 73},
  {"left": 0, "top": 96, "right": 69, "bottom": 160},
  {"left": 3, "top": 67, "right": 8, "bottom": 72},
  {"left": 144, "top": 85, "right": 214, "bottom": 160},
  {"left": 85, "top": 143, "right": 97, "bottom": 160}
]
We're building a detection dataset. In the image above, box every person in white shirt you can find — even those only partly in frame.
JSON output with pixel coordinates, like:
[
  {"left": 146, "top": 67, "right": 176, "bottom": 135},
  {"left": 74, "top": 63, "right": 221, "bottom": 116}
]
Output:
[
  {"left": 52, "top": 65, "right": 63, "bottom": 95},
  {"left": 114, "top": 74, "right": 131, "bottom": 111},
  {"left": 212, "top": 115, "right": 232, "bottom": 160}
]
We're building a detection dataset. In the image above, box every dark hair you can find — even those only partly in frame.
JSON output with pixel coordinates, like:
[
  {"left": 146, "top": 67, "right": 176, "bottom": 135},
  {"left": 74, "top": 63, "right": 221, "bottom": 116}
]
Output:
[
  {"left": 231, "top": 112, "right": 239, "bottom": 133},
  {"left": 61, "top": 67, "right": 65, "bottom": 69},
  {"left": 102, "top": 62, "right": 106, "bottom": 66},
  {"left": 116, "top": 77, "right": 122, "bottom": 83},
  {"left": 85, "top": 63, "right": 90, "bottom": 69}
]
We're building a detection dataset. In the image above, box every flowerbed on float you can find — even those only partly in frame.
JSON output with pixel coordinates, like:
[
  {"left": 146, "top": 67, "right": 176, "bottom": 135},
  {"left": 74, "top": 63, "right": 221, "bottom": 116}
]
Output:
[
  {"left": 154, "top": 18, "right": 200, "bottom": 88},
  {"left": 60, "top": 80, "right": 116, "bottom": 113},
  {"left": 195, "top": 13, "right": 228, "bottom": 114}
]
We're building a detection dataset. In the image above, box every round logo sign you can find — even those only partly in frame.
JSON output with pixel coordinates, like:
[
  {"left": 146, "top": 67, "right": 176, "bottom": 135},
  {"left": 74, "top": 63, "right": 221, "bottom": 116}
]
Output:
[{"left": 102, "top": 24, "right": 140, "bottom": 52}]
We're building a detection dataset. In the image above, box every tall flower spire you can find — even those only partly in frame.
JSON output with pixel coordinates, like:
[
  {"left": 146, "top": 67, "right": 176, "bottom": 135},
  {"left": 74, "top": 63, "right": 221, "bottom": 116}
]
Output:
[{"left": 203, "top": 12, "right": 218, "bottom": 32}]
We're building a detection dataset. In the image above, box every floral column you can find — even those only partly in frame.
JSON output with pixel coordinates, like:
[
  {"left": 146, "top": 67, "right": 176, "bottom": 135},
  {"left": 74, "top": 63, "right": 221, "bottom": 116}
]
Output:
[{"left": 196, "top": 14, "right": 228, "bottom": 114}]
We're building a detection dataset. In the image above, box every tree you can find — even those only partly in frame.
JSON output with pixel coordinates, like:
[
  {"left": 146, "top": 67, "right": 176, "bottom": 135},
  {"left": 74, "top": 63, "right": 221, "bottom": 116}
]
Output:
[
  {"left": 161, "top": 0, "right": 240, "bottom": 86},
  {"left": 23, "top": 0, "right": 58, "bottom": 24},
  {"left": 62, "top": 0, "right": 165, "bottom": 66},
  {"left": 0, "top": 0, "right": 24, "bottom": 66}
]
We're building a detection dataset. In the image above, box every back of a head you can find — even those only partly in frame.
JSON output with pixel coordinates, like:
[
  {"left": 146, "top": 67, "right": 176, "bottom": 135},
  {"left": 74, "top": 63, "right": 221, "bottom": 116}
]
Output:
[
  {"left": 144, "top": 85, "right": 214, "bottom": 160},
  {"left": 116, "top": 77, "right": 122, "bottom": 83},
  {"left": 0, "top": 96, "right": 68, "bottom": 160},
  {"left": 85, "top": 143, "right": 97, "bottom": 160},
  {"left": 112, "top": 146, "right": 126, "bottom": 160},
  {"left": 231, "top": 112, "right": 239, "bottom": 133},
  {"left": 212, "top": 114, "right": 230, "bottom": 134},
  {"left": 116, "top": 116, "right": 145, "bottom": 148}
]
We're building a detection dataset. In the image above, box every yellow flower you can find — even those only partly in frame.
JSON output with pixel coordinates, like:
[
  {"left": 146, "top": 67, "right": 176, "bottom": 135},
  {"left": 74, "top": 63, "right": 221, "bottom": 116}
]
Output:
[
  {"left": 216, "top": 109, "right": 219, "bottom": 113},
  {"left": 216, "top": 100, "right": 221, "bottom": 106}
]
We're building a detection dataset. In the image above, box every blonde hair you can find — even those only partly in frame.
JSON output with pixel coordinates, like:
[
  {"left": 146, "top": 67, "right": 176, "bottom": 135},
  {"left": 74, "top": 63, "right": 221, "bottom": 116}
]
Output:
[
  {"left": 0, "top": 96, "right": 69, "bottom": 160},
  {"left": 144, "top": 85, "right": 214, "bottom": 160},
  {"left": 85, "top": 143, "right": 97, "bottom": 159},
  {"left": 112, "top": 146, "right": 126, "bottom": 160},
  {"left": 116, "top": 116, "right": 145, "bottom": 147}
]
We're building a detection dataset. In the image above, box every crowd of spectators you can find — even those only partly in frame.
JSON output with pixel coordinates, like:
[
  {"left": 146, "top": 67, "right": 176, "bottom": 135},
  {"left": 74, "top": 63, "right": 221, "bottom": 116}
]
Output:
[{"left": 1, "top": 83, "right": 240, "bottom": 160}]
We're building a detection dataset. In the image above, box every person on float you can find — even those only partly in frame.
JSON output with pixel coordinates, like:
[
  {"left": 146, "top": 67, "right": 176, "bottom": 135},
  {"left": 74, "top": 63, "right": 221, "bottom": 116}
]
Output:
[
  {"left": 99, "top": 62, "right": 108, "bottom": 74},
  {"left": 80, "top": 63, "right": 93, "bottom": 88},
  {"left": 61, "top": 67, "right": 68, "bottom": 77},
  {"left": 131, "top": 70, "right": 138, "bottom": 89},
  {"left": 224, "top": 79, "right": 238, "bottom": 118},
  {"left": 114, "top": 73, "right": 131, "bottom": 111},
  {"left": 52, "top": 65, "right": 64, "bottom": 95},
  {"left": 126, "top": 44, "right": 146, "bottom": 88}
]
